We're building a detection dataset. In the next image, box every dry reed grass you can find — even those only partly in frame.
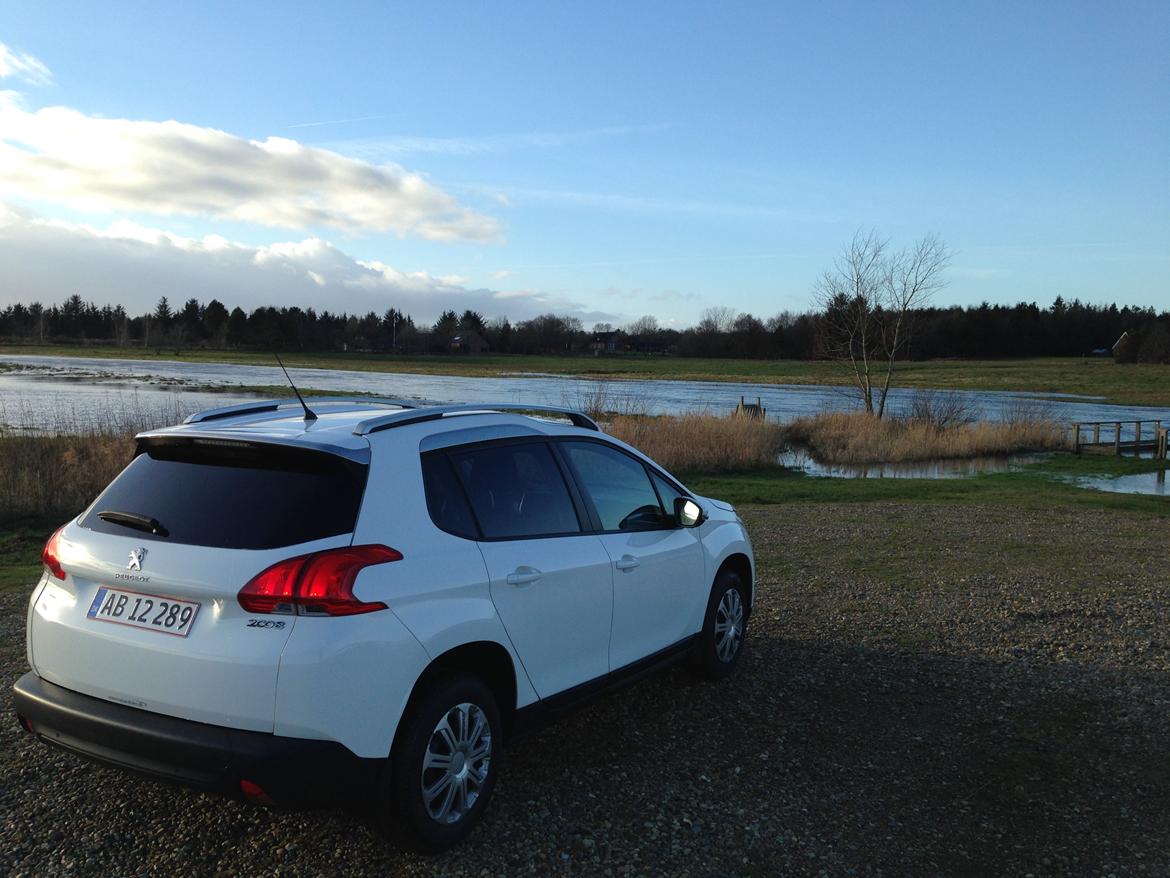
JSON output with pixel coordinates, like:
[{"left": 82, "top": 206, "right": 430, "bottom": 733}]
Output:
[
  {"left": 0, "top": 391, "right": 196, "bottom": 522},
  {"left": 0, "top": 433, "right": 135, "bottom": 523},
  {"left": 784, "top": 409, "right": 1070, "bottom": 465},
  {"left": 605, "top": 413, "right": 784, "bottom": 473},
  {"left": 0, "top": 395, "right": 192, "bottom": 522}
]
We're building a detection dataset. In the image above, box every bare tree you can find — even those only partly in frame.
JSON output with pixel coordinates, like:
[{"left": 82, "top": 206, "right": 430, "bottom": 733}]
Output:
[
  {"left": 626, "top": 314, "right": 659, "bottom": 336},
  {"left": 814, "top": 230, "right": 950, "bottom": 418},
  {"left": 696, "top": 306, "right": 737, "bottom": 335},
  {"left": 875, "top": 233, "right": 950, "bottom": 417}
]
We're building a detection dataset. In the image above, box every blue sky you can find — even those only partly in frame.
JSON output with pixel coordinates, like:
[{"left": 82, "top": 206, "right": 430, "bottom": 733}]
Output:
[{"left": 0, "top": 1, "right": 1166, "bottom": 326}]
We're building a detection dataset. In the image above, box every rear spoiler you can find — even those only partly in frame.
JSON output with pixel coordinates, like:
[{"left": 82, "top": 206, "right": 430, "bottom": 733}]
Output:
[{"left": 134, "top": 431, "right": 372, "bottom": 465}]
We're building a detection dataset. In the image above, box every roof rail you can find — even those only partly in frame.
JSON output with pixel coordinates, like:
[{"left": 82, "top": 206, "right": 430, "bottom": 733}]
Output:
[
  {"left": 353, "top": 403, "right": 601, "bottom": 436},
  {"left": 184, "top": 396, "right": 423, "bottom": 425}
]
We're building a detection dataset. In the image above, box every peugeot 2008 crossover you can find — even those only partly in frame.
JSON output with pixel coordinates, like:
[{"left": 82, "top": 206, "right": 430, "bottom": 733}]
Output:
[{"left": 14, "top": 398, "right": 755, "bottom": 848}]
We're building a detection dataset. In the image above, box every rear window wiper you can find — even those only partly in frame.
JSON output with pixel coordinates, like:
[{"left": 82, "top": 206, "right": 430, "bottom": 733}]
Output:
[{"left": 97, "top": 510, "right": 170, "bottom": 537}]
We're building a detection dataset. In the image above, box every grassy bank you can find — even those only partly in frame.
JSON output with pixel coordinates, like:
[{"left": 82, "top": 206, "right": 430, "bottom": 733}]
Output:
[
  {"left": 784, "top": 408, "right": 1069, "bottom": 465},
  {"left": 3, "top": 344, "right": 1168, "bottom": 407},
  {"left": 684, "top": 455, "right": 1170, "bottom": 517}
]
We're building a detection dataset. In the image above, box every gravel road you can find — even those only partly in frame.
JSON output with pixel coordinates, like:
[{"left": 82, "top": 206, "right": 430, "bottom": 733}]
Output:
[{"left": 3, "top": 502, "right": 1169, "bottom": 876}]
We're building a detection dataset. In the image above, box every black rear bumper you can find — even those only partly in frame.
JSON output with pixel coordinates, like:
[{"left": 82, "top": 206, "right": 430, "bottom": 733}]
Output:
[{"left": 13, "top": 671, "right": 384, "bottom": 807}]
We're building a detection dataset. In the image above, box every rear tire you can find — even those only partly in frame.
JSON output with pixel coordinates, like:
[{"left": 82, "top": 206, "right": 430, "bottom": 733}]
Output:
[
  {"left": 693, "top": 570, "right": 748, "bottom": 679},
  {"left": 387, "top": 673, "right": 501, "bottom": 850}
]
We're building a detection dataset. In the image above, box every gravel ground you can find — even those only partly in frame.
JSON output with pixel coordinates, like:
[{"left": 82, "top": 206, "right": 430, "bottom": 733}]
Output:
[{"left": 2, "top": 502, "right": 1169, "bottom": 877}]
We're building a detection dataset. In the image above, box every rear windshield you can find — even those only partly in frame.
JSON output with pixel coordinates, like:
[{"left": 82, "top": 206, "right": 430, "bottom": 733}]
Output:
[{"left": 79, "top": 440, "right": 368, "bottom": 550}]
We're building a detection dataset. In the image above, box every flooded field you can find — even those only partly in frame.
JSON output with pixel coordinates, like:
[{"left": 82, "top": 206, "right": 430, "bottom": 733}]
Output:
[
  {"left": 3, "top": 353, "right": 1169, "bottom": 435},
  {"left": 1, "top": 354, "right": 1166, "bottom": 496}
]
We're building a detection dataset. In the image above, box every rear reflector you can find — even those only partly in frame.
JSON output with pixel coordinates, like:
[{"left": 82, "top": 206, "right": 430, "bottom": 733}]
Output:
[
  {"left": 238, "top": 544, "right": 402, "bottom": 616},
  {"left": 17, "top": 715, "right": 33, "bottom": 734},
  {"left": 239, "top": 779, "right": 274, "bottom": 805},
  {"left": 42, "top": 525, "right": 67, "bottom": 581}
]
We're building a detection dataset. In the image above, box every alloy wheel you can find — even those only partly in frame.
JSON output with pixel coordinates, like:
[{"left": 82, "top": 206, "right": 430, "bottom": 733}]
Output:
[
  {"left": 714, "top": 588, "right": 744, "bottom": 663},
  {"left": 421, "top": 702, "right": 492, "bottom": 824}
]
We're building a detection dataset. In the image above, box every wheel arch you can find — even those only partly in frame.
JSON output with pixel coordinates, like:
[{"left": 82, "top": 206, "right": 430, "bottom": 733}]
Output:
[
  {"left": 716, "top": 552, "right": 755, "bottom": 616},
  {"left": 408, "top": 640, "right": 520, "bottom": 741}
]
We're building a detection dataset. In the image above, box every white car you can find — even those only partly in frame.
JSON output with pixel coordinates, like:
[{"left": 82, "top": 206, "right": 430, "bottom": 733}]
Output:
[{"left": 14, "top": 398, "right": 755, "bottom": 847}]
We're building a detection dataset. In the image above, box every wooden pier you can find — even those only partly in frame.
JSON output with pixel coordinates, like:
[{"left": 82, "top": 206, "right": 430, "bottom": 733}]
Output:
[
  {"left": 1072, "top": 420, "right": 1168, "bottom": 458},
  {"left": 734, "top": 396, "right": 766, "bottom": 419}
]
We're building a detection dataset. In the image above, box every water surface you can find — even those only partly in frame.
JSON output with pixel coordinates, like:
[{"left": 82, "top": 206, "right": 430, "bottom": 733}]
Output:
[
  {"left": 1056, "top": 470, "right": 1168, "bottom": 497},
  {"left": 777, "top": 450, "right": 1053, "bottom": 480},
  {"left": 4, "top": 353, "right": 1169, "bottom": 436}
]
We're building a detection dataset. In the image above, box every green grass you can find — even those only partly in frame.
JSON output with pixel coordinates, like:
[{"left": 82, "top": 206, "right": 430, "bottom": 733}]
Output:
[
  {"left": 682, "top": 453, "right": 1170, "bottom": 517},
  {"left": 3, "top": 344, "right": 1167, "bottom": 407},
  {"left": 0, "top": 519, "right": 54, "bottom": 593}
]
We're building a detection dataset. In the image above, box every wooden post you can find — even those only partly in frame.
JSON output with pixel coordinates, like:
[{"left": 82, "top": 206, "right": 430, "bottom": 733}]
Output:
[
  {"left": 1135, "top": 421, "right": 1142, "bottom": 450},
  {"left": 1092, "top": 423, "right": 1100, "bottom": 444},
  {"left": 1074, "top": 424, "right": 1081, "bottom": 454},
  {"left": 1158, "top": 428, "right": 1168, "bottom": 461},
  {"left": 1114, "top": 423, "right": 1122, "bottom": 455}
]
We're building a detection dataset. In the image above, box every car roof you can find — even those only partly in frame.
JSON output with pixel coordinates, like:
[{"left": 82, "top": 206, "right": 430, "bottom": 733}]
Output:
[{"left": 135, "top": 398, "right": 602, "bottom": 463}]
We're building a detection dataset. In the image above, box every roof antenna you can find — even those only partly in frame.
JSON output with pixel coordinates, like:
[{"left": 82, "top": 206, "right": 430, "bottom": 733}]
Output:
[{"left": 273, "top": 352, "right": 317, "bottom": 422}]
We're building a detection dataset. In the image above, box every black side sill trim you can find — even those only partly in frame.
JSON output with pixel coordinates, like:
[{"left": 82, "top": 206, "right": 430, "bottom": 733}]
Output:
[{"left": 511, "top": 634, "right": 697, "bottom": 740}]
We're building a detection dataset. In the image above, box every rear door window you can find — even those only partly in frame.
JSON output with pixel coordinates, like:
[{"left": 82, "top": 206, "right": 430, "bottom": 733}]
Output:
[
  {"left": 447, "top": 442, "right": 581, "bottom": 539},
  {"left": 79, "top": 440, "right": 368, "bottom": 550}
]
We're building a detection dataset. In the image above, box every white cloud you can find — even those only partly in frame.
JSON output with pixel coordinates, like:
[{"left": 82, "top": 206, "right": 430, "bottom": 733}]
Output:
[
  {"left": 491, "top": 269, "right": 516, "bottom": 279},
  {"left": 0, "top": 42, "right": 52, "bottom": 85},
  {"left": 0, "top": 93, "right": 502, "bottom": 242},
  {"left": 0, "top": 206, "right": 612, "bottom": 324}
]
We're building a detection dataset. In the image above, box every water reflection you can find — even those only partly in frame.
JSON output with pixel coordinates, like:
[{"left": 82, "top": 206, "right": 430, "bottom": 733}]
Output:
[
  {"left": 1057, "top": 470, "right": 1168, "bottom": 497},
  {"left": 778, "top": 449, "right": 1050, "bottom": 479}
]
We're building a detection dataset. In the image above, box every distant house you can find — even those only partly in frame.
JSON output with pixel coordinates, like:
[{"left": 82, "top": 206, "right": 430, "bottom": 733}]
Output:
[
  {"left": 590, "top": 331, "right": 622, "bottom": 354},
  {"left": 449, "top": 331, "right": 489, "bottom": 354}
]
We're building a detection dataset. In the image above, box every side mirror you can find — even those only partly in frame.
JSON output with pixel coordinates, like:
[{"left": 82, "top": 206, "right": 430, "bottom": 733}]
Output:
[{"left": 674, "top": 497, "right": 704, "bottom": 528}]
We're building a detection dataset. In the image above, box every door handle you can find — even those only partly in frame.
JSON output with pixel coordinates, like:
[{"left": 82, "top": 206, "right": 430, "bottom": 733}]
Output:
[
  {"left": 615, "top": 555, "right": 640, "bottom": 572},
  {"left": 506, "top": 566, "right": 542, "bottom": 586}
]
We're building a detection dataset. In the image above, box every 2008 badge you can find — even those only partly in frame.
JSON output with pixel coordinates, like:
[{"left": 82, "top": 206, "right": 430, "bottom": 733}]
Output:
[{"left": 246, "top": 619, "right": 286, "bottom": 629}]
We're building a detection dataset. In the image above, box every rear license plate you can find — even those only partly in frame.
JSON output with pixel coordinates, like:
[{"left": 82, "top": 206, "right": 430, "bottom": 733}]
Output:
[{"left": 86, "top": 587, "right": 201, "bottom": 637}]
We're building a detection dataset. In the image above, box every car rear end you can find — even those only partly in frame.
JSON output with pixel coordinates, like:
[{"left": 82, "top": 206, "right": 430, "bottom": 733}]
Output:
[{"left": 14, "top": 428, "right": 406, "bottom": 803}]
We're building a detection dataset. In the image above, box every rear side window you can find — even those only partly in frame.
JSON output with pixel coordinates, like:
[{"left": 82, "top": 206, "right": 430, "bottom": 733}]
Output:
[
  {"left": 79, "top": 441, "right": 368, "bottom": 550},
  {"left": 447, "top": 442, "right": 581, "bottom": 539},
  {"left": 421, "top": 453, "right": 478, "bottom": 539}
]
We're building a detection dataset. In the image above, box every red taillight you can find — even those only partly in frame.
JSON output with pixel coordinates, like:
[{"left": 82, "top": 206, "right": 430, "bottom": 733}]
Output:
[
  {"left": 42, "top": 525, "right": 67, "bottom": 581},
  {"left": 238, "top": 544, "right": 401, "bottom": 617}
]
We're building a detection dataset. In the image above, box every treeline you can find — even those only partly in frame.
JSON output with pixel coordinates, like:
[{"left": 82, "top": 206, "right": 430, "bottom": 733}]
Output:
[{"left": 0, "top": 294, "right": 1167, "bottom": 362}]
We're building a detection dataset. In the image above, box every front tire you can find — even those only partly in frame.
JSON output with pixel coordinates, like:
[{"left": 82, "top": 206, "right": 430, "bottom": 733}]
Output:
[
  {"left": 693, "top": 570, "right": 748, "bottom": 679},
  {"left": 387, "top": 674, "right": 501, "bottom": 849}
]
